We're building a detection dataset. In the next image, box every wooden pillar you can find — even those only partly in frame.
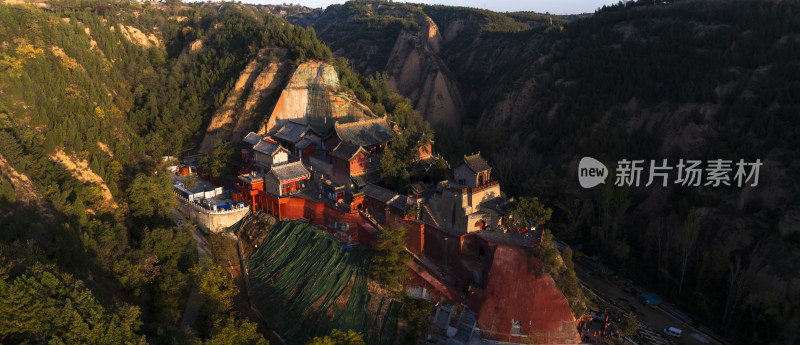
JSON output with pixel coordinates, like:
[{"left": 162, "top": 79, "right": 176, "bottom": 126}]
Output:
[
  {"left": 276, "top": 197, "right": 282, "bottom": 221},
  {"left": 420, "top": 223, "right": 425, "bottom": 254}
]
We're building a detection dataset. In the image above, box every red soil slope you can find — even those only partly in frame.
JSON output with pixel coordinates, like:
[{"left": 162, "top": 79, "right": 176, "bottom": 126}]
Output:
[{"left": 471, "top": 245, "right": 580, "bottom": 344}]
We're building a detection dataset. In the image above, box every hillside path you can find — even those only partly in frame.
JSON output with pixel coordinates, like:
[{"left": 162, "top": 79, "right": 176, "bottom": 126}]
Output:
[{"left": 175, "top": 210, "right": 212, "bottom": 331}]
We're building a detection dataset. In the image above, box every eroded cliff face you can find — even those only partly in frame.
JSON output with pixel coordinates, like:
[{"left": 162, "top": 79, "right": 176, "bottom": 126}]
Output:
[
  {"left": 308, "top": 3, "right": 475, "bottom": 128},
  {"left": 304, "top": 2, "right": 556, "bottom": 131},
  {"left": 199, "top": 48, "right": 294, "bottom": 153},
  {"left": 384, "top": 28, "right": 464, "bottom": 127},
  {"left": 264, "top": 60, "right": 372, "bottom": 134}
]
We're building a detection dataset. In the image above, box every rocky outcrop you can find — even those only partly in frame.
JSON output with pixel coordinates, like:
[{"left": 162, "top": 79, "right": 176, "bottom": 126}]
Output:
[
  {"left": 111, "top": 24, "right": 161, "bottom": 48},
  {"left": 306, "top": 3, "right": 549, "bottom": 129},
  {"left": 384, "top": 30, "right": 464, "bottom": 127},
  {"left": 0, "top": 152, "right": 49, "bottom": 213},
  {"left": 199, "top": 48, "right": 293, "bottom": 153},
  {"left": 264, "top": 60, "right": 372, "bottom": 134},
  {"left": 50, "top": 149, "right": 118, "bottom": 211}
]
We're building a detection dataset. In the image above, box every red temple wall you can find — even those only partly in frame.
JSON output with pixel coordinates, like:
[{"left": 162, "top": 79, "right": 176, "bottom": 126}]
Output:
[
  {"left": 384, "top": 215, "right": 489, "bottom": 292},
  {"left": 387, "top": 217, "right": 424, "bottom": 255},
  {"left": 276, "top": 197, "right": 377, "bottom": 247},
  {"left": 417, "top": 143, "right": 432, "bottom": 160},
  {"left": 349, "top": 152, "right": 371, "bottom": 175},
  {"left": 324, "top": 136, "right": 341, "bottom": 153},
  {"left": 301, "top": 143, "right": 317, "bottom": 159}
]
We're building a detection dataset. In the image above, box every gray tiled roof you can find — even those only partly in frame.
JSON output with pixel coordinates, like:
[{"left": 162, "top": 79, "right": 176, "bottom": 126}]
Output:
[
  {"left": 361, "top": 184, "right": 398, "bottom": 204},
  {"left": 243, "top": 132, "right": 264, "bottom": 146},
  {"left": 408, "top": 182, "right": 426, "bottom": 194},
  {"left": 421, "top": 204, "right": 441, "bottom": 228},
  {"left": 267, "top": 161, "right": 310, "bottom": 182},
  {"left": 479, "top": 197, "right": 510, "bottom": 215},
  {"left": 464, "top": 153, "right": 491, "bottom": 173},
  {"left": 274, "top": 121, "right": 308, "bottom": 144},
  {"left": 253, "top": 139, "right": 287, "bottom": 156},
  {"left": 296, "top": 138, "right": 313, "bottom": 150},
  {"left": 475, "top": 230, "right": 537, "bottom": 248},
  {"left": 351, "top": 170, "right": 382, "bottom": 188},
  {"left": 412, "top": 156, "right": 438, "bottom": 174},
  {"left": 334, "top": 117, "right": 395, "bottom": 147},
  {"left": 388, "top": 194, "right": 413, "bottom": 211},
  {"left": 329, "top": 141, "right": 364, "bottom": 161}
]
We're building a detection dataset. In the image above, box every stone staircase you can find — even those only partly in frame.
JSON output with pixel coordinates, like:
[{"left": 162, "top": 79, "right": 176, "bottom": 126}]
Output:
[{"left": 454, "top": 310, "right": 477, "bottom": 344}]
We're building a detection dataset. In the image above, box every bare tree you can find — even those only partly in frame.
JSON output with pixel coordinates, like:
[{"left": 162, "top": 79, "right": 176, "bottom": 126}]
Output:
[
  {"left": 645, "top": 218, "right": 671, "bottom": 282},
  {"left": 676, "top": 212, "right": 699, "bottom": 294},
  {"left": 555, "top": 189, "right": 593, "bottom": 241},
  {"left": 722, "top": 243, "right": 765, "bottom": 328}
]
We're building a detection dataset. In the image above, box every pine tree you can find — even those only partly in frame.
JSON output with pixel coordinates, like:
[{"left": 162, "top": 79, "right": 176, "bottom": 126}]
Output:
[{"left": 369, "top": 226, "right": 410, "bottom": 289}]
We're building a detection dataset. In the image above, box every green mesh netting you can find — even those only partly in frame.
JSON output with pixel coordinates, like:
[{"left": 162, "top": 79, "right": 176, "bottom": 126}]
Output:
[{"left": 246, "top": 220, "right": 401, "bottom": 344}]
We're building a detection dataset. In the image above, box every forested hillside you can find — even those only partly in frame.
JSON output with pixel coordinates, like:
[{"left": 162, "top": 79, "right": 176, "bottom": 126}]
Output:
[
  {"left": 0, "top": 0, "right": 418, "bottom": 343},
  {"left": 279, "top": 0, "right": 800, "bottom": 343},
  {"left": 2, "top": 0, "right": 799, "bottom": 343}
]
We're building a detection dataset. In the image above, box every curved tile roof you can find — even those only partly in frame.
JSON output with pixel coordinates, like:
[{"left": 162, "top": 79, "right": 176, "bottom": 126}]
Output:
[
  {"left": 464, "top": 153, "right": 491, "bottom": 173},
  {"left": 274, "top": 121, "right": 308, "bottom": 144},
  {"left": 243, "top": 132, "right": 264, "bottom": 146},
  {"left": 334, "top": 117, "right": 395, "bottom": 147},
  {"left": 267, "top": 161, "right": 310, "bottom": 182},
  {"left": 329, "top": 141, "right": 365, "bottom": 161},
  {"left": 253, "top": 139, "right": 287, "bottom": 156}
]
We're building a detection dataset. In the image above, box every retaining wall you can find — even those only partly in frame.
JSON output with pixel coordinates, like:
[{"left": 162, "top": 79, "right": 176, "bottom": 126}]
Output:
[{"left": 176, "top": 194, "right": 250, "bottom": 233}]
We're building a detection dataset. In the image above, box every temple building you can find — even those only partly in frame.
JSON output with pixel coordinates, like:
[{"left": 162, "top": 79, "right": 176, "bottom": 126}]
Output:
[
  {"left": 264, "top": 161, "right": 310, "bottom": 197},
  {"left": 272, "top": 120, "right": 309, "bottom": 153},
  {"left": 223, "top": 60, "right": 579, "bottom": 345},
  {"left": 229, "top": 106, "right": 578, "bottom": 345},
  {"left": 329, "top": 141, "right": 381, "bottom": 187},
  {"left": 453, "top": 152, "right": 492, "bottom": 188},
  {"left": 423, "top": 153, "right": 509, "bottom": 234},
  {"left": 252, "top": 138, "right": 290, "bottom": 172},
  {"left": 330, "top": 117, "right": 395, "bottom": 155}
]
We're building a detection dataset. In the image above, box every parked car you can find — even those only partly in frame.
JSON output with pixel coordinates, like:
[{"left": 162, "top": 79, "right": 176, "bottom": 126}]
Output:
[{"left": 663, "top": 327, "right": 683, "bottom": 338}]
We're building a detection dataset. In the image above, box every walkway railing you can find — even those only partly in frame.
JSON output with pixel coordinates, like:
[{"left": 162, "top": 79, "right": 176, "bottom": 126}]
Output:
[{"left": 174, "top": 192, "right": 249, "bottom": 215}]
